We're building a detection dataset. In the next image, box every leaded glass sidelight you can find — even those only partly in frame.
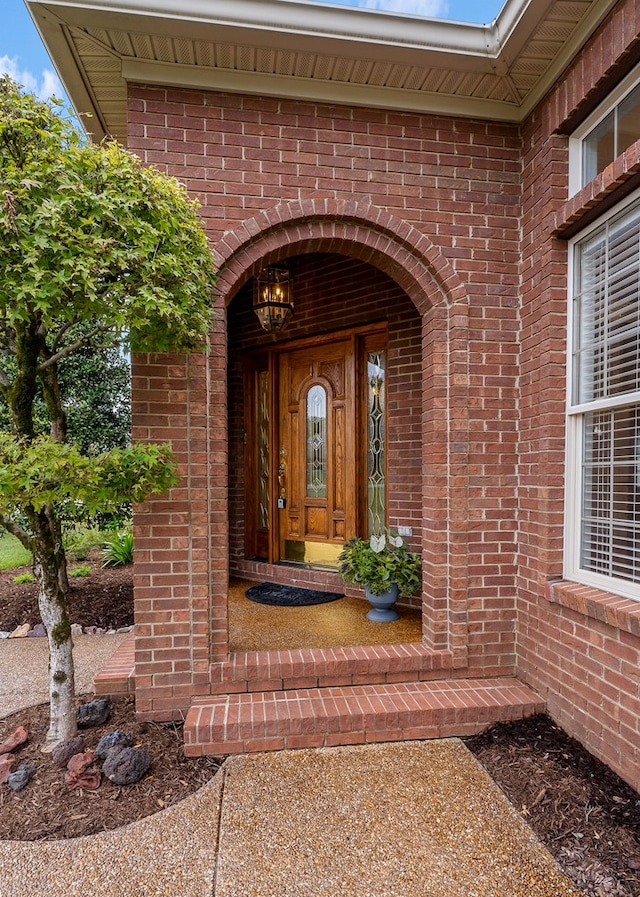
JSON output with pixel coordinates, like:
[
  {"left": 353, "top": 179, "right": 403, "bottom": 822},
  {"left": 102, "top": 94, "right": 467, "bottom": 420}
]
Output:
[
  {"left": 257, "top": 370, "right": 270, "bottom": 530},
  {"left": 306, "top": 385, "right": 327, "bottom": 498},
  {"left": 368, "top": 352, "right": 386, "bottom": 535}
]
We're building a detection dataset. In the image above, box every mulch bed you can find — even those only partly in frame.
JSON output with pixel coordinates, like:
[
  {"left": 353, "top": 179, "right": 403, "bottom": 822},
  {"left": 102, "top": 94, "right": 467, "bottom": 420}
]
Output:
[
  {"left": 0, "top": 696, "right": 221, "bottom": 841},
  {"left": 0, "top": 558, "right": 133, "bottom": 633},
  {"left": 466, "top": 716, "right": 640, "bottom": 897},
  {"left": 0, "top": 558, "right": 639, "bottom": 897}
]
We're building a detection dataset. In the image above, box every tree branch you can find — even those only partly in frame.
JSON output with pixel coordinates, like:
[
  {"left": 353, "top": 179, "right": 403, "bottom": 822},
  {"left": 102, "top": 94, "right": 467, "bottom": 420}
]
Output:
[
  {"left": 37, "top": 324, "right": 119, "bottom": 370},
  {"left": 50, "top": 317, "right": 81, "bottom": 355},
  {"left": 0, "top": 514, "right": 33, "bottom": 553}
]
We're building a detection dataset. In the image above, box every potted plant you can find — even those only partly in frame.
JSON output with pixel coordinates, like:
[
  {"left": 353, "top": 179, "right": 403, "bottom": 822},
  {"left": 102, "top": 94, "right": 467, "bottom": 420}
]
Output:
[{"left": 337, "top": 530, "right": 422, "bottom": 622}]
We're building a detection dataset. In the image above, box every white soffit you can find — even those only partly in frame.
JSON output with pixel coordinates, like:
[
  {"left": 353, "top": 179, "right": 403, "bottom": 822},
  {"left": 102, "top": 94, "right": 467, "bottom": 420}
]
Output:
[{"left": 26, "top": 0, "right": 619, "bottom": 142}]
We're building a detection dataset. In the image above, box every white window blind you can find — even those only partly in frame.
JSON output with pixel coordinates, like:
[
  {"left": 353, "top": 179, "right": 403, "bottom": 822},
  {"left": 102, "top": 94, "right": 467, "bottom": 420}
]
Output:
[{"left": 569, "top": 199, "right": 640, "bottom": 595}]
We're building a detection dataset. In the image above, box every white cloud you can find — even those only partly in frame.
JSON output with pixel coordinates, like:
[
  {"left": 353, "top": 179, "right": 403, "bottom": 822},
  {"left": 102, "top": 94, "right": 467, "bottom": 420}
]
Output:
[
  {"left": 0, "top": 55, "right": 63, "bottom": 101},
  {"left": 337, "top": 0, "right": 449, "bottom": 14}
]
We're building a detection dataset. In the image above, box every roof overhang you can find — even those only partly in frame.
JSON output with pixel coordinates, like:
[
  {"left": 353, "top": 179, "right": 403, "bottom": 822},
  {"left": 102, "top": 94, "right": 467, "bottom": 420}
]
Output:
[{"left": 25, "top": 0, "right": 619, "bottom": 141}]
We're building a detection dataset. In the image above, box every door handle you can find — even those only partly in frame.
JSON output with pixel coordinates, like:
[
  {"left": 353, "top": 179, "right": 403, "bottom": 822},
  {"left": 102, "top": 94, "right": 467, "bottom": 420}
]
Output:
[{"left": 278, "top": 449, "right": 287, "bottom": 508}]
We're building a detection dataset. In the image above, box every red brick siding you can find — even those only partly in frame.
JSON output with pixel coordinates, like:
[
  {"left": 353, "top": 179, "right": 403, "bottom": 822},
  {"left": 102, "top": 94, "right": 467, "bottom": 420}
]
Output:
[
  {"left": 128, "top": 87, "right": 521, "bottom": 714},
  {"left": 518, "top": 0, "right": 640, "bottom": 790}
]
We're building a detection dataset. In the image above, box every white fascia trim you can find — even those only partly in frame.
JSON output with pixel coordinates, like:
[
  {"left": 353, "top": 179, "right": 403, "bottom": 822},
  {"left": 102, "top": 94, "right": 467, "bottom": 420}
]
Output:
[
  {"left": 30, "top": 0, "right": 508, "bottom": 60},
  {"left": 121, "top": 57, "right": 522, "bottom": 122}
]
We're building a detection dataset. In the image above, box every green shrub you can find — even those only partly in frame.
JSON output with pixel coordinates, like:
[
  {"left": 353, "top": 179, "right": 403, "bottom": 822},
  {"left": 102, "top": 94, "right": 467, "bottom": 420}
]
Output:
[
  {"left": 102, "top": 529, "right": 134, "bottom": 567},
  {"left": 63, "top": 526, "right": 105, "bottom": 560},
  {"left": 13, "top": 572, "right": 35, "bottom": 584},
  {"left": 69, "top": 564, "right": 92, "bottom": 578}
]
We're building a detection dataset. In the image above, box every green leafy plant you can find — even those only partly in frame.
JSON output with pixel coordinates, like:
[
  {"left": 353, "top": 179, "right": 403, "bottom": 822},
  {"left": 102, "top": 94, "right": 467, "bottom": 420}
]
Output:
[
  {"left": 64, "top": 526, "right": 107, "bottom": 560},
  {"left": 69, "top": 564, "right": 91, "bottom": 578},
  {"left": 338, "top": 530, "right": 422, "bottom": 597},
  {"left": 0, "top": 75, "right": 216, "bottom": 747},
  {"left": 102, "top": 529, "right": 134, "bottom": 567},
  {"left": 13, "top": 572, "right": 35, "bottom": 584}
]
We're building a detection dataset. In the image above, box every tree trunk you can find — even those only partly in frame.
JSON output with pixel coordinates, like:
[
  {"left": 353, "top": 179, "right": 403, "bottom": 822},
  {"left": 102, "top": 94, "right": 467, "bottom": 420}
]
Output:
[{"left": 33, "top": 525, "right": 77, "bottom": 747}]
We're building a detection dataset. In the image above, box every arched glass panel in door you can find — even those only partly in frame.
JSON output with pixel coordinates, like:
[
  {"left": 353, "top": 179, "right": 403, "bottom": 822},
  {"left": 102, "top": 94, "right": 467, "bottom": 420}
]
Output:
[{"left": 306, "top": 384, "right": 327, "bottom": 498}]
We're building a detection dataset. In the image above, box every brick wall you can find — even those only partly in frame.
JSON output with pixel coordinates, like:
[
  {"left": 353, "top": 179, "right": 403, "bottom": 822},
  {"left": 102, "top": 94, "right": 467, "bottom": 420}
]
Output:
[
  {"left": 518, "top": 0, "right": 640, "bottom": 791},
  {"left": 128, "top": 81, "right": 521, "bottom": 715}
]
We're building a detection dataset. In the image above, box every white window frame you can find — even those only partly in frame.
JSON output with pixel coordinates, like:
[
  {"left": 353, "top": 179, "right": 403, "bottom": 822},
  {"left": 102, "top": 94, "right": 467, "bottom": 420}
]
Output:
[
  {"left": 564, "top": 188, "right": 640, "bottom": 601},
  {"left": 568, "top": 63, "right": 640, "bottom": 197}
]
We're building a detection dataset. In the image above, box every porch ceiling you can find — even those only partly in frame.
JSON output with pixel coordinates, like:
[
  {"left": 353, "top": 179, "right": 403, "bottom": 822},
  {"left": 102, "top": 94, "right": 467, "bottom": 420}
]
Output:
[{"left": 27, "top": 0, "right": 617, "bottom": 142}]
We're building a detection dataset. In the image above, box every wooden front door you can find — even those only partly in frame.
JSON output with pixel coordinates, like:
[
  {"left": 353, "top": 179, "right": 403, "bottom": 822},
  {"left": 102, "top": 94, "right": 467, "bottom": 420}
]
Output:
[
  {"left": 244, "top": 324, "right": 387, "bottom": 566},
  {"left": 278, "top": 338, "right": 356, "bottom": 565}
]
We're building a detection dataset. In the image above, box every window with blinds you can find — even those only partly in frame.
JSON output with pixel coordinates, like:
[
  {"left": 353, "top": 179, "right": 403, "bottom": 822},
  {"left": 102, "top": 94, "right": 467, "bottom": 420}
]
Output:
[{"left": 567, "top": 195, "right": 640, "bottom": 599}]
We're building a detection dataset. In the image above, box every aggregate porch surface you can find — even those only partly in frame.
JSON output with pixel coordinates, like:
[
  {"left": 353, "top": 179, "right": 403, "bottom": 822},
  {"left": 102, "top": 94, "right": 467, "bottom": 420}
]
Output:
[
  {"left": 228, "top": 578, "right": 423, "bottom": 652},
  {"left": 0, "top": 739, "right": 581, "bottom": 897}
]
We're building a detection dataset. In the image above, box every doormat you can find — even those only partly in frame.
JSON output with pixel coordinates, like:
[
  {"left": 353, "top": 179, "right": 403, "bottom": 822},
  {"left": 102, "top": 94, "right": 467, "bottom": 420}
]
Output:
[{"left": 245, "top": 582, "right": 344, "bottom": 607}]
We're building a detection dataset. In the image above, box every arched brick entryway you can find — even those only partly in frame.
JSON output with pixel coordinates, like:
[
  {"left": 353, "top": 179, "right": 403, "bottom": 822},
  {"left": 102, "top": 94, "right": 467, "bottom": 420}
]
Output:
[{"left": 214, "top": 200, "right": 471, "bottom": 663}]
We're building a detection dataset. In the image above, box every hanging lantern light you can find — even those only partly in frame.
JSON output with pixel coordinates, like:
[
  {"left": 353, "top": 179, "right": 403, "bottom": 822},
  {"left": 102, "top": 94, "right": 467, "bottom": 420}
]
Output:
[{"left": 253, "top": 266, "right": 294, "bottom": 332}]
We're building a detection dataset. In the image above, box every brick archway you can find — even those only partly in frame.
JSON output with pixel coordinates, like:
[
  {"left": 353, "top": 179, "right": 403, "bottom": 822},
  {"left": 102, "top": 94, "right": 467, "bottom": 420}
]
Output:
[
  {"left": 216, "top": 200, "right": 471, "bottom": 661},
  {"left": 213, "top": 199, "right": 467, "bottom": 316}
]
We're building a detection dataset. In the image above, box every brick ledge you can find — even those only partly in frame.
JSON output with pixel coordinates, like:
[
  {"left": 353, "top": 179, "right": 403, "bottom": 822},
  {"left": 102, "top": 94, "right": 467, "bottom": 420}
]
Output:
[{"left": 545, "top": 580, "right": 640, "bottom": 638}]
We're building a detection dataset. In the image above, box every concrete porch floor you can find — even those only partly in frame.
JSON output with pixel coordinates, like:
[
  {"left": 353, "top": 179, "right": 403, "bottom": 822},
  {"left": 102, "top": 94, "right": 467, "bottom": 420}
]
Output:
[{"left": 228, "top": 578, "right": 423, "bottom": 652}]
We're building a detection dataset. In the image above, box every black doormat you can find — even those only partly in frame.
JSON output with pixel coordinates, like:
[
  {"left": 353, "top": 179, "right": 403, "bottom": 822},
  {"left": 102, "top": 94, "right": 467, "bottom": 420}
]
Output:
[{"left": 245, "top": 582, "right": 344, "bottom": 607}]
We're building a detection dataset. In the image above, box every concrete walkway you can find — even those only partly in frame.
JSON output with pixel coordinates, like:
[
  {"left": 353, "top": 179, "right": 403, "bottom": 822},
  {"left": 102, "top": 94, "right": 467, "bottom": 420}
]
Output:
[
  {"left": 0, "top": 633, "right": 129, "bottom": 718},
  {"left": 0, "top": 639, "right": 581, "bottom": 897}
]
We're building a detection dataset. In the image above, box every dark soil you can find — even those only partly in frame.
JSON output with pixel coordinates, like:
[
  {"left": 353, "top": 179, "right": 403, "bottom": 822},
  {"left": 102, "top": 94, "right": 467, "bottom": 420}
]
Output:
[
  {"left": 0, "top": 556, "right": 133, "bottom": 633},
  {"left": 1, "top": 559, "right": 639, "bottom": 897}
]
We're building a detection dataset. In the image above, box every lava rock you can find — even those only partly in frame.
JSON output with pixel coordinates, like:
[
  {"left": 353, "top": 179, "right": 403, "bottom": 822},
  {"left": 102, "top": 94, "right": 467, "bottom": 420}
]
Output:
[
  {"left": 51, "top": 736, "right": 86, "bottom": 769},
  {"left": 27, "top": 623, "right": 46, "bottom": 638},
  {"left": 94, "top": 730, "right": 134, "bottom": 761},
  {"left": 0, "top": 753, "right": 17, "bottom": 784},
  {"left": 65, "top": 751, "right": 101, "bottom": 791},
  {"left": 7, "top": 763, "right": 35, "bottom": 791},
  {"left": 77, "top": 698, "right": 111, "bottom": 729},
  {"left": 103, "top": 746, "right": 151, "bottom": 785},
  {"left": 0, "top": 725, "right": 28, "bottom": 755}
]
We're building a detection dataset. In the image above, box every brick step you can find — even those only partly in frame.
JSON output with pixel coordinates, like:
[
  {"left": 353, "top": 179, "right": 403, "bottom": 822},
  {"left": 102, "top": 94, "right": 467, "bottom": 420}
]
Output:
[
  {"left": 210, "top": 643, "right": 454, "bottom": 695},
  {"left": 93, "top": 630, "right": 136, "bottom": 697},
  {"left": 184, "top": 677, "right": 544, "bottom": 756}
]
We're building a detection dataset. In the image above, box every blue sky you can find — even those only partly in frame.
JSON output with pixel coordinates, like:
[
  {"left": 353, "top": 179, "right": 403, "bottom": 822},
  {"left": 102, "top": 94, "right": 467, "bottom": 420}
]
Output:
[{"left": 3, "top": 0, "right": 503, "bottom": 105}]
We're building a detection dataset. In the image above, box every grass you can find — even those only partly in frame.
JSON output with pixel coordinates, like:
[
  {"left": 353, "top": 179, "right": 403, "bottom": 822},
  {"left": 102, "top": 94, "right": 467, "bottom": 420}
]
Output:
[
  {"left": 0, "top": 524, "right": 130, "bottom": 571},
  {"left": 13, "top": 572, "right": 35, "bottom": 584},
  {"left": 0, "top": 533, "right": 32, "bottom": 571}
]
